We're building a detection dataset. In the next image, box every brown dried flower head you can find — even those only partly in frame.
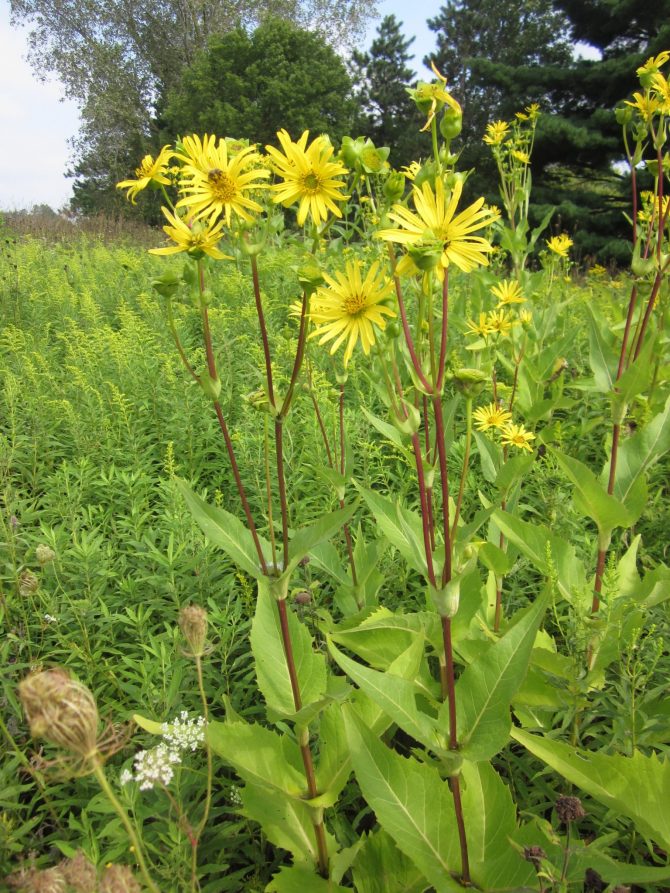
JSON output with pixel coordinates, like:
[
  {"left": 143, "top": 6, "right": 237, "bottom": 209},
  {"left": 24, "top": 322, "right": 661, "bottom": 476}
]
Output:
[
  {"left": 6, "top": 866, "right": 67, "bottom": 893},
  {"left": 99, "top": 864, "right": 141, "bottom": 893},
  {"left": 19, "top": 669, "right": 99, "bottom": 759},
  {"left": 523, "top": 845, "right": 547, "bottom": 869},
  {"left": 19, "top": 570, "right": 39, "bottom": 596},
  {"left": 179, "top": 604, "right": 209, "bottom": 657},
  {"left": 59, "top": 851, "right": 97, "bottom": 892},
  {"left": 556, "top": 794, "right": 586, "bottom": 824}
]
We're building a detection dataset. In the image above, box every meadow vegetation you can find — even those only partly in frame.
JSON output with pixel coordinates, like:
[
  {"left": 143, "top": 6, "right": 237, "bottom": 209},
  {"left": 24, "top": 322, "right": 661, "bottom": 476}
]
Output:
[{"left": 1, "top": 52, "right": 669, "bottom": 893}]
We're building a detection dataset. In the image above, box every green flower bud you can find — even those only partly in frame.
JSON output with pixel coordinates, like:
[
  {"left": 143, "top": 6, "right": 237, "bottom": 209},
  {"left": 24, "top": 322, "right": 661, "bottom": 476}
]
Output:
[
  {"left": 615, "top": 105, "right": 634, "bottom": 126},
  {"left": 297, "top": 260, "right": 324, "bottom": 296},
  {"left": 384, "top": 171, "right": 405, "bottom": 203},
  {"left": 407, "top": 241, "right": 444, "bottom": 272},
  {"left": 450, "top": 367, "right": 488, "bottom": 397},
  {"left": 360, "top": 143, "right": 390, "bottom": 174},
  {"left": 430, "top": 577, "right": 460, "bottom": 618},
  {"left": 340, "top": 136, "right": 364, "bottom": 169},
  {"left": 199, "top": 372, "right": 221, "bottom": 401},
  {"left": 151, "top": 271, "right": 181, "bottom": 298},
  {"left": 440, "top": 107, "right": 463, "bottom": 140},
  {"left": 391, "top": 399, "right": 421, "bottom": 437}
]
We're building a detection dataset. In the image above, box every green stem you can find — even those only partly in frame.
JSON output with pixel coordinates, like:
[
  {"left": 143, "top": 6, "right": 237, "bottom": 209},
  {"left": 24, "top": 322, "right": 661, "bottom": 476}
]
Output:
[{"left": 91, "top": 758, "right": 160, "bottom": 893}]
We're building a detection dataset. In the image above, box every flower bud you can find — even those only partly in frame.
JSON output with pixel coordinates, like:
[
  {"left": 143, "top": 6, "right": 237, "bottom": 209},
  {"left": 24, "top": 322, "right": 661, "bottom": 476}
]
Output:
[
  {"left": 36, "top": 544, "right": 56, "bottom": 567},
  {"left": 383, "top": 171, "right": 405, "bottom": 204},
  {"left": 450, "top": 367, "right": 488, "bottom": 398},
  {"left": 198, "top": 372, "right": 221, "bottom": 401},
  {"left": 151, "top": 271, "right": 181, "bottom": 298},
  {"left": 440, "top": 107, "right": 463, "bottom": 140},
  {"left": 297, "top": 260, "right": 325, "bottom": 297},
  {"left": 615, "top": 105, "right": 634, "bottom": 126},
  {"left": 19, "top": 669, "right": 99, "bottom": 759},
  {"left": 179, "top": 605, "right": 209, "bottom": 658}
]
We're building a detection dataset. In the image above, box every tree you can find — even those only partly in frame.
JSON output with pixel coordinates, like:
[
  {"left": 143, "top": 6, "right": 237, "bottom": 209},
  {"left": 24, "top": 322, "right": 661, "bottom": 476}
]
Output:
[
  {"left": 426, "top": 0, "right": 573, "bottom": 148},
  {"left": 350, "top": 15, "right": 425, "bottom": 167},
  {"left": 161, "top": 19, "right": 354, "bottom": 148},
  {"left": 9, "top": 0, "right": 378, "bottom": 212}
]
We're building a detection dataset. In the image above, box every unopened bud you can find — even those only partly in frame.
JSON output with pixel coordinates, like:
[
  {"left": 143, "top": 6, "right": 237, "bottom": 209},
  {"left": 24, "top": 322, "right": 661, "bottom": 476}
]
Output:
[
  {"left": 440, "top": 107, "right": 463, "bottom": 140},
  {"left": 450, "top": 367, "right": 488, "bottom": 398},
  {"left": 19, "top": 669, "right": 99, "bottom": 759},
  {"left": 36, "top": 544, "right": 56, "bottom": 566},
  {"left": 179, "top": 605, "right": 209, "bottom": 658},
  {"left": 294, "top": 590, "right": 312, "bottom": 605}
]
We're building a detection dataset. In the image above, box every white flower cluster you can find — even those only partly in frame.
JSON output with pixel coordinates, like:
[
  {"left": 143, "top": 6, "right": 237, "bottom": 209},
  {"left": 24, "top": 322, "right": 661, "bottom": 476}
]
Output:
[
  {"left": 120, "top": 712, "right": 206, "bottom": 791},
  {"left": 161, "top": 711, "right": 206, "bottom": 752},
  {"left": 130, "top": 744, "right": 181, "bottom": 791}
]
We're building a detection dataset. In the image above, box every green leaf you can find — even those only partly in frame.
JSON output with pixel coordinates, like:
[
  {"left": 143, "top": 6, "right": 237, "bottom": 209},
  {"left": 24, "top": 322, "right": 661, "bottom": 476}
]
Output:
[
  {"left": 132, "top": 714, "right": 164, "bottom": 735},
  {"left": 495, "top": 454, "right": 534, "bottom": 496},
  {"left": 550, "top": 448, "right": 636, "bottom": 534},
  {"left": 362, "top": 406, "right": 411, "bottom": 453},
  {"left": 284, "top": 504, "right": 357, "bottom": 578},
  {"left": 460, "top": 762, "right": 536, "bottom": 890},
  {"left": 207, "top": 720, "right": 305, "bottom": 797},
  {"left": 474, "top": 430, "right": 501, "bottom": 483},
  {"left": 313, "top": 703, "right": 351, "bottom": 808},
  {"left": 241, "top": 782, "right": 330, "bottom": 867},
  {"left": 176, "top": 479, "right": 269, "bottom": 579},
  {"left": 343, "top": 707, "right": 464, "bottom": 893},
  {"left": 587, "top": 307, "right": 618, "bottom": 393},
  {"left": 607, "top": 396, "right": 670, "bottom": 512},
  {"left": 512, "top": 729, "right": 670, "bottom": 849},
  {"left": 352, "top": 830, "right": 431, "bottom": 893},
  {"left": 491, "top": 510, "right": 586, "bottom": 605},
  {"left": 328, "top": 637, "right": 445, "bottom": 753},
  {"left": 355, "top": 484, "right": 428, "bottom": 577},
  {"left": 266, "top": 864, "right": 350, "bottom": 892},
  {"left": 478, "top": 542, "right": 514, "bottom": 577},
  {"left": 452, "top": 594, "right": 548, "bottom": 761},
  {"left": 251, "top": 577, "right": 327, "bottom": 718},
  {"left": 330, "top": 607, "right": 439, "bottom": 670},
  {"left": 569, "top": 844, "right": 670, "bottom": 885}
]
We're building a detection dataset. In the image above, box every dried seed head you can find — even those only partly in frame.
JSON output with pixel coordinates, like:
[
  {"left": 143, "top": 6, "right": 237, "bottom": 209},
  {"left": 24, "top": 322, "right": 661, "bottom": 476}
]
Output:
[
  {"left": 99, "top": 864, "right": 141, "bottom": 893},
  {"left": 19, "top": 570, "right": 39, "bottom": 596},
  {"left": 59, "top": 851, "right": 97, "bottom": 892},
  {"left": 178, "top": 604, "right": 208, "bottom": 657},
  {"left": 294, "top": 590, "right": 312, "bottom": 605},
  {"left": 523, "top": 845, "right": 547, "bottom": 869},
  {"left": 19, "top": 669, "right": 99, "bottom": 759},
  {"left": 36, "top": 545, "right": 56, "bottom": 567},
  {"left": 556, "top": 794, "right": 586, "bottom": 824},
  {"left": 7, "top": 867, "right": 67, "bottom": 893}
]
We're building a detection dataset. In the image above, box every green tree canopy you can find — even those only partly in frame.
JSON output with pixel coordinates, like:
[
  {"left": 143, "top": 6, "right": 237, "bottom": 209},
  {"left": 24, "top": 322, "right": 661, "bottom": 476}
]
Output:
[{"left": 162, "top": 18, "right": 354, "bottom": 148}]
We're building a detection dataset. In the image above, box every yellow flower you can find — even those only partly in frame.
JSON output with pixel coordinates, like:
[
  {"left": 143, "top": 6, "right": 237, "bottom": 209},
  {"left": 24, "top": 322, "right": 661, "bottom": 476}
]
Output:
[
  {"left": 410, "top": 61, "right": 462, "bottom": 132},
  {"left": 651, "top": 73, "right": 670, "bottom": 113},
  {"left": 465, "top": 313, "right": 494, "bottom": 337},
  {"left": 309, "top": 260, "right": 395, "bottom": 366},
  {"left": 491, "top": 279, "right": 525, "bottom": 306},
  {"left": 473, "top": 403, "right": 513, "bottom": 432},
  {"left": 589, "top": 264, "right": 607, "bottom": 277},
  {"left": 624, "top": 91, "right": 661, "bottom": 122},
  {"left": 401, "top": 161, "right": 422, "bottom": 181},
  {"left": 149, "top": 208, "right": 232, "bottom": 260},
  {"left": 176, "top": 136, "right": 270, "bottom": 226},
  {"left": 525, "top": 103, "right": 541, "bottom": 120},
  {"left": 116, "top": 145, "right": 173, "bottom": 203},
  {"left": 511, "top": 149, "right": 531, "bottom": 164},
  {"left": 546, "top": 233, "right": 573, "bottom": 258},
  {"left": 501, "top": 422, "right": 536, "bottom": 452},
  {"left": 378, "top": 178, "right": 497, "bottom": 277},
  {"left": 637, "top": 51, "right": 670, "bottom": 83},
  {"left": 519, "top": 309, "right": 533, "bottom": 327},
  {"left": 487, "top": 308, "right": 514, "bottom": 336},
  {"left": 266, "top": 130, "right": 349, "bottom": 228},
  {"left": 483, "top": 120, "right": 510, "bottom": 146}
]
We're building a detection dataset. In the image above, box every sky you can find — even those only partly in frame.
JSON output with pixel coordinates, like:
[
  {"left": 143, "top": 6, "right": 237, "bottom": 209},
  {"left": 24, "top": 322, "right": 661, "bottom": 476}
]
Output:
[{"left": 0, "top": 0, "right": 439, "bottom": 211}]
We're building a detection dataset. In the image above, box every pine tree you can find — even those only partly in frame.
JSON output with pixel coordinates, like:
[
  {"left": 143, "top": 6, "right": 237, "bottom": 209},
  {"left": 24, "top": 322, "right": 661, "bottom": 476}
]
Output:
[{"left": 351, "top": 15, "right": 425, "bottom": 167}]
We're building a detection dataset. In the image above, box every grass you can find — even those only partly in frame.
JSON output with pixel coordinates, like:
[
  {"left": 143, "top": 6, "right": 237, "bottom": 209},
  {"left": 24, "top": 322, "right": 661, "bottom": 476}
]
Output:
[{"left": 1, "top": 225, "right": 669, "bottom": 891}]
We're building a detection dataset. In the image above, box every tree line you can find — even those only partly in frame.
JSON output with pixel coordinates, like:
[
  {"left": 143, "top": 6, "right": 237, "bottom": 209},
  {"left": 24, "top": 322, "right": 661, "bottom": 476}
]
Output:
[{"left": 9, "top": 0, "right": 670, "bottom": 261}]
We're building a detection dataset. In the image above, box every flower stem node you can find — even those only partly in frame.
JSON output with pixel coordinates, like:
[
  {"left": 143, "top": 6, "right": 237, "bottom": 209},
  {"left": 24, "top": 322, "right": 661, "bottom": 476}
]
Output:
[
  {"left": 151, "top": 271, "right": 181, "bottom": 298},
  {"left": 199, "top": 372, "right": 222, "bottom": 401},
  {"left": 262, "top": 572, "right": 290, "bottom": 602},
  {"left": 430, "top": 577, "right": 460, "bottom": 618},
  {"left": 391, "top": 399, "right": 421, "bottom": 438}
]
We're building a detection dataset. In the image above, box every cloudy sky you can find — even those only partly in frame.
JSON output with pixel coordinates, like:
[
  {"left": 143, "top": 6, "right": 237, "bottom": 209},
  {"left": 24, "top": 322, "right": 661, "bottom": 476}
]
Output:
[{"left": 0, "top": 0, "right": 438, "bottom": 210}]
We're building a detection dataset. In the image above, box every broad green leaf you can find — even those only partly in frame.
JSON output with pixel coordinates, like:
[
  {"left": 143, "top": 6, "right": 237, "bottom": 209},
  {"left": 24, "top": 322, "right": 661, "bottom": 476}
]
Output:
[
  {"left": 478, "top": 542, "right": 514, "bottom": 577},
  {"left": 587, "top": 307, "right": 618, "bottom": 393},
  {"left": 570, "top": 845, "right": 670, "bottom": 885},
  {"left": 512, "top": 729, "right": 670, "bottom": 849},
  {"left": 551, "top": 448, "right": 636, "bottom": 533},
  {"left": 330, "top": 607, "right": 440, "bottom": 670},
  {"left": 251, "top": 578, "right": 327, "bottom": 718},
  {"left": 355, "top": 484, "right": 428, "bottom": 577},
  {"left": 176, "top": 479, "right": 269, "bottom": 579},
  {"left": 474, "top": 430, "right": 501, "bottom": 483},
  {"left": 495, "top": 454, "right": 534, "bottom": 495},
  {"left": 452, "top": 594, "right": 548, "bottom": 761},
  {"left": 207, "top": 720, "right": 305, "bottom": 797},
  {"left": 241, "top": 782, "right": 332, "bottom": 866},
  {"left": 308, "top": 542, "right": 349, "bottom": 586},
  {"left": 328, "top": 637, "right": 444, "bottom": 753},
  {"left": 284, "top": 504, "right": 357, "bottom": 578},
  {"left": 491, "top": 510, "right": 586, "bottom": 605},
  {"left": 314, "top": 703, "right": 351, "bottom": 808},
  {"left": 362, "top": 406, "right": 411, "bottom": 453},
  {"left": 607, "top": 396, "right": 670, "bottom": 512},
  {"left": 266, "top": 864, "right": 349, "bottom": 892},
  {"left": 352, "top": 830, "right": 430, "bottom": 893},
  {"left": 613, "top": 336, "right": 655, "bottom": 406},
  {"left": 132, "top": 714, "right": 164, "bottom": 735},
  {"left": 460, "top": 762, "right": 536, "bottom": 890},
  {"left": 343, "top": 707, "right": 464, "bottom": 893}
]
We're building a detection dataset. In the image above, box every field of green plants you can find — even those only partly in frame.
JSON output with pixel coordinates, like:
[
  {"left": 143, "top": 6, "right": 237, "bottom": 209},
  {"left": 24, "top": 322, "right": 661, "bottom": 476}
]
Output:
[{"left": 1, "top": 57, "right": 669, "bottom": 893}]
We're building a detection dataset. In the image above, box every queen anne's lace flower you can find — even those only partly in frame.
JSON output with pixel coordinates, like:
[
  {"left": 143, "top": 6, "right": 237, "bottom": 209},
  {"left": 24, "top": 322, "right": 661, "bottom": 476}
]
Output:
[
  {"left": 161, "top": 711, "right": 206, "bottom": 752},
  {"left": 132, "top": 744, "right": 181, "bottom": 790}
]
